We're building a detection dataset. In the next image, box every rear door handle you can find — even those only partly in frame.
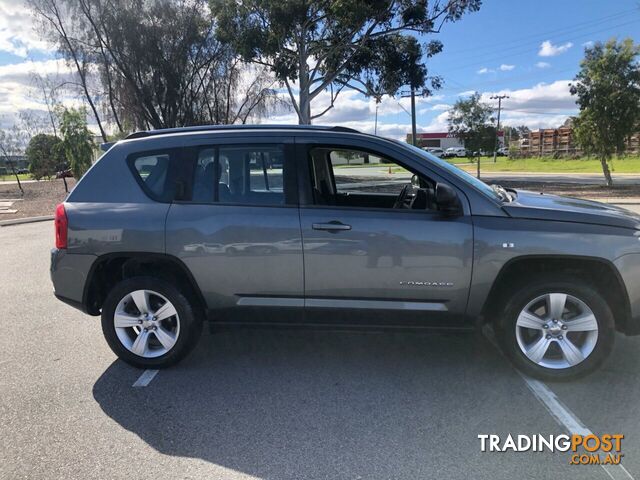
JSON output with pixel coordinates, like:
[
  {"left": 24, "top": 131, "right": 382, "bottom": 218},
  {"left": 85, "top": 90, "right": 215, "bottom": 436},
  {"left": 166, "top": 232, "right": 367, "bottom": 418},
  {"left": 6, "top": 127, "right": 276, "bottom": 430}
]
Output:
[{"left": 312, "top": 221, "right": 352, "bottom": 232}]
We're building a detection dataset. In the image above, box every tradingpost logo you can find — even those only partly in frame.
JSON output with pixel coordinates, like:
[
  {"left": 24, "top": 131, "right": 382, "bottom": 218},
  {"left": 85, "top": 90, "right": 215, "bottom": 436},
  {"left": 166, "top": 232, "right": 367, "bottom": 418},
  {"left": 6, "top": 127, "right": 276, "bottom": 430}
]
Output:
[{"left": 478, "top": 434, "right": 625, "bottom": 465}]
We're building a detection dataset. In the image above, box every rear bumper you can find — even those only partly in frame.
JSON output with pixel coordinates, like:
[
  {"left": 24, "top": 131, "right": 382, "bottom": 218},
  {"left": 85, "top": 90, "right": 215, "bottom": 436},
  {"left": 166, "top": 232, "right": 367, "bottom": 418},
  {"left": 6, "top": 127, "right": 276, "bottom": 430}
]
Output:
[{"left": 50, "top": 248, "right": 97, "bottom": 314}]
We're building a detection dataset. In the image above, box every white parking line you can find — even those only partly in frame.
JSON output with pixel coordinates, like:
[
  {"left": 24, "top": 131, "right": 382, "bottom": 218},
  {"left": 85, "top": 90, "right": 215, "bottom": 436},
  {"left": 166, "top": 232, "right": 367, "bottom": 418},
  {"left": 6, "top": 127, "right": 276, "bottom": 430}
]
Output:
[
  {"left": 132, "top": 369, "right": 159, "bottom": 387},
  {"left": 520, "top": 375, "right": 634, "bottom": 480}
]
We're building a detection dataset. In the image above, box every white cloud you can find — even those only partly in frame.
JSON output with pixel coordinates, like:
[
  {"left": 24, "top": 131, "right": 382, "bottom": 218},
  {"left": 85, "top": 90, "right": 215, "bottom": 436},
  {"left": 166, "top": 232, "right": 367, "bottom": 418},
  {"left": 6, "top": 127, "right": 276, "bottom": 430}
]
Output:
[
  {"left": 0, "top": 1, "right": 55, "bottom": 57},
  {"left": 430, "top": 103, "right": 451, "bottom": 111},
  {"left": 535, "top": 61, "right": 551, "bottom": 69},
  {"left": 499, "top": 64, "right": 515, "bottom": 71},
  {"left": 0, "top": 58, "right": 78, "bottom": 129},
  {"left": 479, "top": 80, "right": 578, "bottom": 129},
  {"left": 538, "top": 40, "right": 573, "bottom": 57},
  {"left": 582, "top": 41, "right": 594, "bottom": 48},
  {"left": 477, "top": 67, "right": 492, "bottom": 74}
]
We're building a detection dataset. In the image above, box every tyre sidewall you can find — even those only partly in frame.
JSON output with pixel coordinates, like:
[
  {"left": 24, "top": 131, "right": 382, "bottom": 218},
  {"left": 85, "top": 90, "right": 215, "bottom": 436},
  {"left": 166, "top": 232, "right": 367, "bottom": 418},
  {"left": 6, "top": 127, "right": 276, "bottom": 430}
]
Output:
[
  {"left": 101, "top": 276, "right": 202, "bottom": 369},
  {"left": 497, "top": 277, "right": 615, "bottom": 381}
]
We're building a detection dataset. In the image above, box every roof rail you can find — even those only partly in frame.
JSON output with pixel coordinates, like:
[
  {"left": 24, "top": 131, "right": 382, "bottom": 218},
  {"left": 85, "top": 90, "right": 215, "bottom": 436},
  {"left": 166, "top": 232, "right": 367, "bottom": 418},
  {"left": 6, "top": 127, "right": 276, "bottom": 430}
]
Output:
[{"left": 125, "top": 124, "right": 361, "bottom": 140}]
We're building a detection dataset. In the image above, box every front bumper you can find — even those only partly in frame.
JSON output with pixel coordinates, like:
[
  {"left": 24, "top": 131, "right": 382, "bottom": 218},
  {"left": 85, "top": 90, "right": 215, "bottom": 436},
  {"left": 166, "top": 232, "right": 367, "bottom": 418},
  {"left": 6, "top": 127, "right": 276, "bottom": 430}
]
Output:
[
  {"left": 50, "top": 248, "right": 97, "bottom": 314},
  {"left": 613, "top": 253, "right": 640, "bottom": 335}
]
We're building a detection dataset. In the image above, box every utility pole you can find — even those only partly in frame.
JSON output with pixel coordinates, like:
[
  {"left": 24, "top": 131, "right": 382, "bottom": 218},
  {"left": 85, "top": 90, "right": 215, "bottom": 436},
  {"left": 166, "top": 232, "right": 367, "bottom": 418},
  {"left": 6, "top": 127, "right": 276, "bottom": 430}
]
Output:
[
  {"left": 374, "top": 102, "right": 379, "bottom": 135},
  {"left": 490, "top": 94, "right": 509, "bottom": 163},
  {"left": 400, "top": 86, "right": 418, "bottom": 146},
  {"left": 410, "top": 86, "right": 417, "bottom": 146}
]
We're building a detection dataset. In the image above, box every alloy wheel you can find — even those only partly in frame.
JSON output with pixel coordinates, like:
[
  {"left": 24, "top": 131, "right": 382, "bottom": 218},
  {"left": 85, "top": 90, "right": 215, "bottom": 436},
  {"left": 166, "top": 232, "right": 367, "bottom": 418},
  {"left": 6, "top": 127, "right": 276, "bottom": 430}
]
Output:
[
  {"left": 113, "top": 289, "right": 180, "bottom": 358},
  {"left": 515, "top": 292, "right": 599, "bottom": 369}
]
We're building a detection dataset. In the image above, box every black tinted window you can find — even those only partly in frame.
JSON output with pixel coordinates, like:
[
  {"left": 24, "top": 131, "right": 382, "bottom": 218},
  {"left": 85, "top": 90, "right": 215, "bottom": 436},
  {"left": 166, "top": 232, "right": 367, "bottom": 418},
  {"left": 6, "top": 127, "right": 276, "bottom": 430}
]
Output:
[
  {"left": 192, "top": 145, "right": 285, "bottom": 206},
  {"left": 131, "top": 152, "right": 173, "bottom": 201}
]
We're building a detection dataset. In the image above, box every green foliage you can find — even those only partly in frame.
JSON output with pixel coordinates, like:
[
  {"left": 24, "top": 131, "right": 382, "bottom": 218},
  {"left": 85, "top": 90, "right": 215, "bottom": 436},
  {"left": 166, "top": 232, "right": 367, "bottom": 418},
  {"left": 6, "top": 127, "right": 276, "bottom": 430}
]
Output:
[
  {"left": 570, "top": 38, "right": 640, "bottom": 185},
  {"left": 25, "top": 134, "right": 64, "bottom": 180},
  {"left": 59, "top": 108, "right": 94, "bottom": 179},
  {"left": 448, "top": 92, "right": 496, "bottom": 156},
  {"left": 211, "top": 0, "right": 480, "bottom": 123}
]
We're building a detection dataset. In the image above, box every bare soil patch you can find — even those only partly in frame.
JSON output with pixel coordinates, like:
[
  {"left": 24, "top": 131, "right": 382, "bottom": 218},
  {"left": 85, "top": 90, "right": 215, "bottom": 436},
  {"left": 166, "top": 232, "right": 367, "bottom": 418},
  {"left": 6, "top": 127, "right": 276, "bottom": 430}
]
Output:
[{"left": 0, "top": 179, "right": 76, "bottom": 220}]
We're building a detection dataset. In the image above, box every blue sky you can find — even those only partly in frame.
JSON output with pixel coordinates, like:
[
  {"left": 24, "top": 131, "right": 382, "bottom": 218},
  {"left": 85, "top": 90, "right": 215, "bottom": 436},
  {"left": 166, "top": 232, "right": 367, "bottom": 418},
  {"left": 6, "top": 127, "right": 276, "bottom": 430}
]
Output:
[{"left": 0, "top": 0, "right": 639, "bottom": 138}]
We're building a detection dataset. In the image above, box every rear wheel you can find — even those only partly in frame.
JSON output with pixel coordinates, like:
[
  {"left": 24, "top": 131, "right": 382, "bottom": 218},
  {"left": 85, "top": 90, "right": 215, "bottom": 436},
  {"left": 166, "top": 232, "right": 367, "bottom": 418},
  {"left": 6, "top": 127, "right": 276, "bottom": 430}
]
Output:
[
  {"left": 496, "top": 276, "right": 615, "bottom": 380},
  {"left": 101, "top": 277, "right": 202, "bottom": 368}
]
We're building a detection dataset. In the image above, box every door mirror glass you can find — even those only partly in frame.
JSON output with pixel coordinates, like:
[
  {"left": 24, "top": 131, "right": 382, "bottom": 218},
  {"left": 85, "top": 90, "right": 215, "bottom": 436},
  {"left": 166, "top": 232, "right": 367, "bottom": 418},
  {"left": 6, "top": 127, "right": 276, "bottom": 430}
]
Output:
[
  {"left": 435, "top": 183, "right": 460, "bottom": 213},
  {"left": 411, "top": 174, "right": 420, "bottom": 187}
]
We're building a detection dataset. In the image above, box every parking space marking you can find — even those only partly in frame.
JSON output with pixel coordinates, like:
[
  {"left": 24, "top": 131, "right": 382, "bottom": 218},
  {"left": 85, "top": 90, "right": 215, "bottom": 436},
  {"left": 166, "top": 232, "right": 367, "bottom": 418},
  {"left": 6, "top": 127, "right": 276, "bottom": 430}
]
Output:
[
  {"left": 482, "top": 326, "right": 634, "bottom": 480},
  {"left": 132, "top": 369, "right": 159, "bottom": 387},
  {"left": 521, "top": 375, "right": 634, "bottom": 480}
]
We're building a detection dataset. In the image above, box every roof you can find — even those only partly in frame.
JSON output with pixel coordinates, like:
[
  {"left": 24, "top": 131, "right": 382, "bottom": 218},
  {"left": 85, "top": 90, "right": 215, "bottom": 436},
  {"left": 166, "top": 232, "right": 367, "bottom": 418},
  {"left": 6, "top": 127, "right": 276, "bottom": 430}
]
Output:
[{"left": 125, "top": 124, "right": 360, "bottom": 140}]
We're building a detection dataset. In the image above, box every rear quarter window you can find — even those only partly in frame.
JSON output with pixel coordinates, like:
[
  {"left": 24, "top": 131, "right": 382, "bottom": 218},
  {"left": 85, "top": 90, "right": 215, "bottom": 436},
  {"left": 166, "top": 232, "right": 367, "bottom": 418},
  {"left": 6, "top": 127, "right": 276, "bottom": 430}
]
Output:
[{"left": 129, "top": 150, "right": 177, "bottom": 202}]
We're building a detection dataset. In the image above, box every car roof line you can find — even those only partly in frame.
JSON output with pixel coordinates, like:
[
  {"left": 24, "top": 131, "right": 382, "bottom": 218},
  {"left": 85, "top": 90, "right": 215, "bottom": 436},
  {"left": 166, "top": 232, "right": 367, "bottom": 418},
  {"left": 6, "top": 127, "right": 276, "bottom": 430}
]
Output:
[{"left": 125, "top": 124, "right": 361, "bottom": 140}]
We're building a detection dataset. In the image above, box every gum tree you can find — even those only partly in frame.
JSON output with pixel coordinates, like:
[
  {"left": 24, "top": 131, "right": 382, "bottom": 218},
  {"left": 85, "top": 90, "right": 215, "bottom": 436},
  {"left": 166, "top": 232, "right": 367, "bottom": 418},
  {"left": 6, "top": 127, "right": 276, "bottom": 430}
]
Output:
[
  {"left": 211, "top": 0, "right": 481, "bottom": 124},
  {"left": 570, "top": 38, "right": 640, "bottom": 186}
]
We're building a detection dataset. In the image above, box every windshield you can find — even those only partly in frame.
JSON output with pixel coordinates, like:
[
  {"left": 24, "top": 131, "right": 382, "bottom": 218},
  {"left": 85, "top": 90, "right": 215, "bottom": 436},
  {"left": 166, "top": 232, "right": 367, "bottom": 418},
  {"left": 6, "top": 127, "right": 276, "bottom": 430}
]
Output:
[{"left": 401, "top": 142, "right": 502, "bottom": 201}]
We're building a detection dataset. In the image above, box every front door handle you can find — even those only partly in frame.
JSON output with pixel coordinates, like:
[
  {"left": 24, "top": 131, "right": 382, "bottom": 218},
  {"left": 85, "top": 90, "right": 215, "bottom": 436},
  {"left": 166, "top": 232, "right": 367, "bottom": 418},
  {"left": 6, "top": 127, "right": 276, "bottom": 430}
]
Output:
[{"left": 312, "top": 221, "right": 352, "bottom": 232}]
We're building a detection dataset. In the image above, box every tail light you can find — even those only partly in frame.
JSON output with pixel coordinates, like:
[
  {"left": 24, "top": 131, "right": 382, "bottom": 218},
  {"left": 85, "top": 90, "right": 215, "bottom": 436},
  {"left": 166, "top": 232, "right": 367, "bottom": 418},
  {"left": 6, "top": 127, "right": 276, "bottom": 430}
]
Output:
[{"left": 55, "top": 203, "right": 68, "bottom": 249}]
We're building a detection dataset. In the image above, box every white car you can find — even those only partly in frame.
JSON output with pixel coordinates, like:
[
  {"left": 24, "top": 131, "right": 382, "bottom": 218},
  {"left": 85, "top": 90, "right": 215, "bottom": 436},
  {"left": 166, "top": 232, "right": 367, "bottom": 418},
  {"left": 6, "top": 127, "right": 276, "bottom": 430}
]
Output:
[
  {"left": 424, "top": 147, "right": 445, "bottom": 157},
  {"left": 445, "top": 147, "right": 467, "bottom": 158}
]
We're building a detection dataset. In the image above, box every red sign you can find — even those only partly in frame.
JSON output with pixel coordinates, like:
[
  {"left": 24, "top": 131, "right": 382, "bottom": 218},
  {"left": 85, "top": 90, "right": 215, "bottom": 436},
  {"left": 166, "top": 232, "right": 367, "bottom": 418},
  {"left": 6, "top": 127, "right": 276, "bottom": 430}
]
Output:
[{"left": 415, "top": 131, "right": 504, "bottom": 139}]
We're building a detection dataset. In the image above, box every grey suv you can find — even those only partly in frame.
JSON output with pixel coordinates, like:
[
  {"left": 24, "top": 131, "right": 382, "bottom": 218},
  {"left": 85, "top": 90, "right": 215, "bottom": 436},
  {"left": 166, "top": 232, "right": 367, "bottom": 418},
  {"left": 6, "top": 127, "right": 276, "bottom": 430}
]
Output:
[{"left": 51, "top": 125, "right": 640, "bottom": 379}]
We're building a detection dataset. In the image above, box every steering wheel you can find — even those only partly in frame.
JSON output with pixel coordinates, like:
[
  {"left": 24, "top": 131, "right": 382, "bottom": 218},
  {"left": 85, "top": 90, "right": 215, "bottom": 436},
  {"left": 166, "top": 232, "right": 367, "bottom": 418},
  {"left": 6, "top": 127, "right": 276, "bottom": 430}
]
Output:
[{"left": 393, "top": 184, "right": 414, "bottom": 209}]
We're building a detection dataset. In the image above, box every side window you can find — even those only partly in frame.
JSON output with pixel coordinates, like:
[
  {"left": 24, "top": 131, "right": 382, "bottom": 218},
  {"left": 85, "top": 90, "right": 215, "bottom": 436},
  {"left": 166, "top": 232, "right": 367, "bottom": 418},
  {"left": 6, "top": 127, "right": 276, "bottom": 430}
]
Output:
[
  {"left": 131, "top": 152, "right": 173, "bottom": 201},
  {"left": 191, "top": 144, "right": 286, "bottom": 206},
  {"left": 309, "top": 147, "right": 437, "bottom": 211}
]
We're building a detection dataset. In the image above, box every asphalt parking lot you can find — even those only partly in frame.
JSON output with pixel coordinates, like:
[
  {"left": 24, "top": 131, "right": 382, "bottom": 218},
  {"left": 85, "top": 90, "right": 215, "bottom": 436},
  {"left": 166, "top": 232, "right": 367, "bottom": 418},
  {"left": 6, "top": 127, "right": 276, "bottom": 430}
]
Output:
[{"left": 1, "top": 221, "right": 639, "bottom": 480}]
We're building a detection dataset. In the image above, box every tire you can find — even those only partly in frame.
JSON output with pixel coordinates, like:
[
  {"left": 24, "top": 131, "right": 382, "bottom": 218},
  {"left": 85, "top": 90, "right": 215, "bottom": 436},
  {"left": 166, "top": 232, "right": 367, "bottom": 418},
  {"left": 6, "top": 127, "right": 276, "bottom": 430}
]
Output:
[
  {"left": 495, "top": 275, "right": 615, "bottom": 381},
  {"left": 101, "top": 276, "right": 203, "bottom": 369}
]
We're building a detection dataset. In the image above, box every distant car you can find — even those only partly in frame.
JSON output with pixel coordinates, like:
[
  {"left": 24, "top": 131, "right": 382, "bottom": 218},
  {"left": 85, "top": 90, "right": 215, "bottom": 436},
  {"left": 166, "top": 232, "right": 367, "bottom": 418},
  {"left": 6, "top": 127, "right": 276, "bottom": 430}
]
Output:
[
  {"left": 497, "top": 147, "right": 509, "bottom": 157},
  {"left": 17, "top": 168, "right": 29, "bottom": 174},
  {"left": 424, "top": 147, "right": 444, "bottom": 157},
  {"left": 56, "top": 169, "right": 73, "bottom": 179},
  {"left": 444, "top": 147, "right": 467, "bottom": 158}
]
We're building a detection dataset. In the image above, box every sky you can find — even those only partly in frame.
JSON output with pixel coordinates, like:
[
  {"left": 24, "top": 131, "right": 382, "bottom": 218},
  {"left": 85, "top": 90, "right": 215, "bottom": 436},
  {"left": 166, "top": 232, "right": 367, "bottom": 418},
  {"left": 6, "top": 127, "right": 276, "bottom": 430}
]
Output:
[{"left": 0, "top": 0, "right": 639, "bottom": 140}]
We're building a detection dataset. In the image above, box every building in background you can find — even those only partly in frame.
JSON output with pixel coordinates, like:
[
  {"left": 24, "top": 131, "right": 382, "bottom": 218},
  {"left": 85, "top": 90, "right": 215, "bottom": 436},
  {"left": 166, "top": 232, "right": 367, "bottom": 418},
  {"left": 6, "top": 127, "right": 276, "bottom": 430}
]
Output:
[
  {"left": 407, "top": 132, "right": 505, "bottom": 150},
  {"left": 0, "top": 155, "right": 28, "bottom": 175}
]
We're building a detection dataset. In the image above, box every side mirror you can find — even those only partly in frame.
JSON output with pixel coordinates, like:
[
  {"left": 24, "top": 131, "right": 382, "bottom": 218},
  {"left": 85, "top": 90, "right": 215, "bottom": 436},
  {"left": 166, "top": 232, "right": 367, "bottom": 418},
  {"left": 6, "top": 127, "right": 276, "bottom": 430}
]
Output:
[
  {"left": 435, "top": 183, "right": 460, "bottom": 214},
  {"left": 411, "top": 174, "right": 420, "bottom": 187}
]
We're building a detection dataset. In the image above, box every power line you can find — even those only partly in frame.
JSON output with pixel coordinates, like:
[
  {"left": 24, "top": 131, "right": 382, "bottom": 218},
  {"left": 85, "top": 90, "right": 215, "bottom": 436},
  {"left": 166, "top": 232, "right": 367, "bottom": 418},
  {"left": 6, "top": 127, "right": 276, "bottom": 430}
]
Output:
[
  {"left": 443, "top": 18, "right": 640, "bottom": 73},
  {"left": 443, "top": 8, "right": 637, "bottom": 57}
]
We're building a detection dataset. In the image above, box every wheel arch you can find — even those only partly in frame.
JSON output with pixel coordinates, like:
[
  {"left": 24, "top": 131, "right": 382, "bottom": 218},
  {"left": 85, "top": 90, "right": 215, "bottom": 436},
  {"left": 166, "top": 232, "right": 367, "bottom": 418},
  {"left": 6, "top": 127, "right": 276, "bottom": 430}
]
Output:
[
  {"left": 481, "top": 254, "right": 632, "bottom": 334},
  {"left": 82, "top": 252, "right": 207, "bottom": 317}
]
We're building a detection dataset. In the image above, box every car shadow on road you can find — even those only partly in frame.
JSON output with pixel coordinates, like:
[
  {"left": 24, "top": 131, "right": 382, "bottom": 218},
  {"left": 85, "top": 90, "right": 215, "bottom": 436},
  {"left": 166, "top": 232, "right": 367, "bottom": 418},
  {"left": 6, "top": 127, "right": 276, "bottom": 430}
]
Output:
[{"left": 91, "top": 327, "right": 567, "bottom": 479}]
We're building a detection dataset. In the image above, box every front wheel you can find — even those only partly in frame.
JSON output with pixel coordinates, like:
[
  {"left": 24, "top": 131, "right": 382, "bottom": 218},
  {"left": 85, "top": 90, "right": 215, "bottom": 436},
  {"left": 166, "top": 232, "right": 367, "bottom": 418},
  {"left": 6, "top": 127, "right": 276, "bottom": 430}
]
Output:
[
  {"left": 101, "top": 277, "right": 202, "bottom": 368},
  {"left": 496, "top": 276, "right": 615, "bottom": 381}
]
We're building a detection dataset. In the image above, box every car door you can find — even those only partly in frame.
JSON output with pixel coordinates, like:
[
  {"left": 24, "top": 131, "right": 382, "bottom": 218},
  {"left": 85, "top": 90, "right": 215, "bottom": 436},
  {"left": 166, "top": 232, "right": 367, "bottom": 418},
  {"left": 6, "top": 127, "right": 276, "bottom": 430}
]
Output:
[
  {"left": 296, "top": 136, "right": 473, "bottom": 326},
  {"left": 165, "top": 135, "right": 304, "bottom": 323}
]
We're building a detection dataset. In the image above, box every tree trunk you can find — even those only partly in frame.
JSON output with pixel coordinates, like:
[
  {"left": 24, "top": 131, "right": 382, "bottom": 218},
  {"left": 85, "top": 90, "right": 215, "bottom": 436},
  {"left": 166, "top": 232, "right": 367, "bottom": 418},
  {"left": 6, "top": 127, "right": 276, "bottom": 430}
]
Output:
[
  {"left": 297, "top": 35, "right": 311, "bottom": 125},
  {"left": 600, "top": 156, "right": 613, "bottom": 186},
  {"left": 8, "top": 159, "right": 23, "bottom": 195},
  {"left": 298, "top": 89, "right": 311, "bottom": 125}
]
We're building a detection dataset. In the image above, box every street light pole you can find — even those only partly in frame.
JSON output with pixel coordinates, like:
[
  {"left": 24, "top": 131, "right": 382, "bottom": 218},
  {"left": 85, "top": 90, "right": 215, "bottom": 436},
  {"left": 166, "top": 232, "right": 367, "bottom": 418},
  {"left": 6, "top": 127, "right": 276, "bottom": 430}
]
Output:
[{"left": 490, "top": 94, "right": 509, "bottom": 163}]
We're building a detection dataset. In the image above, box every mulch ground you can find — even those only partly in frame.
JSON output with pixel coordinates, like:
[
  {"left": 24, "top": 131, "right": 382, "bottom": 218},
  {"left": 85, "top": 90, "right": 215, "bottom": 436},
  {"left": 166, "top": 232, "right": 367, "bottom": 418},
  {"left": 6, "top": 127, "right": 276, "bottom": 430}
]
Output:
[{"left": 0, "top": 179, "right": 76, "bottom": 220}]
